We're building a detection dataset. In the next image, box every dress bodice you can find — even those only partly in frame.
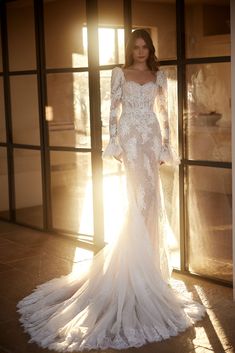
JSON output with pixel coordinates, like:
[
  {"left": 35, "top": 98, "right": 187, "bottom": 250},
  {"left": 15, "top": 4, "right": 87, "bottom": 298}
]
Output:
[
  {"left": 121, "top": 74, "right": 157, "bottom": 115},
  {"left": 102, "top": 66, "right": 181, "bottom": 167}
]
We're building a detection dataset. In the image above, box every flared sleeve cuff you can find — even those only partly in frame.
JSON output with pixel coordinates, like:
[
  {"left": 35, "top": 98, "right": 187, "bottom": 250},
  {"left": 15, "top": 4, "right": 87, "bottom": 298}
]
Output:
[
  {"left": 102, "top": 138, "right": 123, "bottom": 160},
  {"left": 160, "top": 143, "right": 181, "bottom": 167}
]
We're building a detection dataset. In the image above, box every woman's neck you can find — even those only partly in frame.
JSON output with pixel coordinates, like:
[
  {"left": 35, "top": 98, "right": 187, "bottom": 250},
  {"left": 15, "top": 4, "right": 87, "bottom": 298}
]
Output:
[{"left": 129, "top": 63, "right": 149, "bottom": 71}]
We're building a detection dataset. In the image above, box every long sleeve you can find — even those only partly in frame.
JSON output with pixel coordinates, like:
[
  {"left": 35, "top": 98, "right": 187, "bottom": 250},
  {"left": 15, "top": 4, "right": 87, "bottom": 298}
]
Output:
[
  {"left": 102, "top": 67, "right": 123, "bottom": 160},
  {"left": 156, "top": 70, "right": 181, "bottom": 167}
]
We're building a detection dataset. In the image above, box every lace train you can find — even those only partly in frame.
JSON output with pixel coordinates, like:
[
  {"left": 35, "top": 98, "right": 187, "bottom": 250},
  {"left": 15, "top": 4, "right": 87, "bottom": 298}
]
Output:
[{"left": 17, "top": 201, "right": 205, "bottom": 351}]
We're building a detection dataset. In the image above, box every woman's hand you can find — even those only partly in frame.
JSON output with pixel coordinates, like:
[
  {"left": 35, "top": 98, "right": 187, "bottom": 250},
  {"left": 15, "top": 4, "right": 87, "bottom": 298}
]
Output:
[{"left": 114, "top": 154, "right": 122, "bottom": 163}]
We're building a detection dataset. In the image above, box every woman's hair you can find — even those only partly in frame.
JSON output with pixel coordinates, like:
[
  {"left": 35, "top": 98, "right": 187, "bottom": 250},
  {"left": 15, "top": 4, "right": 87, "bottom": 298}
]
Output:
[{"left": 123, "top": 29, "right": 159, "bottom": 72}]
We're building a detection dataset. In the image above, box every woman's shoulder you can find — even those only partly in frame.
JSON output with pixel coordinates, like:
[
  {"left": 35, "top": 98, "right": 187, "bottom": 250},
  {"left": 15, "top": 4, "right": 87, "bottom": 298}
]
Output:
[
  {"left": 111, "top": 66, "right": 124, "bottom": 82},
  {"left": 156, "top": 68, "right": 167, "bottom": 87},
  {"left": 112, "top": 66, "right": 123, "bottom": 74}
]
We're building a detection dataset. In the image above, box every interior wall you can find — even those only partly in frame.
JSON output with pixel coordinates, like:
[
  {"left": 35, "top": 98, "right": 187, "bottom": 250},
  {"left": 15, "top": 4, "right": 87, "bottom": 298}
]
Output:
[
  {"left": 44, "top": 0, "right": 86, "bottom": 68},
  {"left": 185, "top": 2, "right": 231, "bottom": 129},
  {"left": 185, "top": 3, "right": 230, "bottom": 58},
  {"left": 98, "top": 0, "right": 123, "bottom": 26},
  {"left": 231, "top": 0, "right": 235, "bottom": 299},
  {"left": 132, "top": 2, "right": 176, "bottom": 60}
]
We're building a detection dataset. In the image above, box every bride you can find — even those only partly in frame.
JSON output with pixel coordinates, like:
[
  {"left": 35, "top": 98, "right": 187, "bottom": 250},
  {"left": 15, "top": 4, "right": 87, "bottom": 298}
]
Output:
[{"left": 17, "top": 29, "right": 205, "bottom": 351}]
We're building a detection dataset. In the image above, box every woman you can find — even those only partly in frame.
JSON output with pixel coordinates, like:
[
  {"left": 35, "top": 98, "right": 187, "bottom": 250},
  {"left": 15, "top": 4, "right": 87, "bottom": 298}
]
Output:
[{"left": 17, "top": 29, "right": 205, "bottom": 351}]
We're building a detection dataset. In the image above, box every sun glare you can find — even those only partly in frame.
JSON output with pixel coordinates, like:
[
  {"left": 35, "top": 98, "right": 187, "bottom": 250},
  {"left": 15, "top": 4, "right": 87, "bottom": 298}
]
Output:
[
  {"left": 98, "top": 28, "right": 115, "bottom": 65},
  {"left": 72, "top": 247, "right": 94, "bottom": 275},
  {"left": 194, "top": 285, "right": 231, "bottom": 351}
]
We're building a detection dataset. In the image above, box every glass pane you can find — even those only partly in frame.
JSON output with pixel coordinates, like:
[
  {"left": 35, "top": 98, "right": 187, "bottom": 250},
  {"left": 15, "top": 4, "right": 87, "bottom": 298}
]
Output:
[
  {"left": 160, "top": 167, "right": 180, "bottom": 269},
  {"left": 118, "top": 29, "right": 125, "bottom": 64},
  {"left": 44, "top": 0, "right": 87, "bottom": 69},
  {"left": 159, "top": 66, "right": 180, "bottom": 269},
  {"left": 185, "top": 63, "right": 231, "bottom": 162},
  {"left": 188, "top": 166, "right": 232, "bottom": 281},
  {"left": 50, "top": 151, "right": 94, "bottom": 237},
  {"left": 162, "top": 66, "right": 179, "bottom": 152},
  {"left": 132, "top": 0, "right": 176, "bottom": 60},
  {"left": 98, "top": 0, "right": 124, "bottom": 66},
  {"left": 0, "top": 78, "right": 6, "bottom": 142},
  {"left": 185, "top": 0, "right": 230, "bottom": 58},
  {"left": 47, "top": 72, "right": 90, "bottom": 148},
  {"left": 7, "top": 0, "right": 36, "bottom": 71},
  {"left": 10, "top": 75, "right": 40, "bottom": 145},
  {"left": 0, "top": 148, "right": 9, "bottom": 220},
  {"left": 14, "top": 149, "right": 43, "bottom": 228}
]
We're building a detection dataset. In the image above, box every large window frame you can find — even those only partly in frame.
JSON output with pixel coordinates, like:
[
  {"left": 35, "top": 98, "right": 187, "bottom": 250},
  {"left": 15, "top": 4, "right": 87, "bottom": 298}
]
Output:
[{"left": 0, "top": 0, "right": 232, "bottom": 286}]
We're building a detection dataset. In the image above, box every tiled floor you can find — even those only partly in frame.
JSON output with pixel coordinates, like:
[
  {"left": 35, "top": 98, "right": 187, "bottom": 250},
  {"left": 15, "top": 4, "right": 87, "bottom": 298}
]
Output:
[{"left": 0, "top": 220, "right": 234, "bottom": 353}]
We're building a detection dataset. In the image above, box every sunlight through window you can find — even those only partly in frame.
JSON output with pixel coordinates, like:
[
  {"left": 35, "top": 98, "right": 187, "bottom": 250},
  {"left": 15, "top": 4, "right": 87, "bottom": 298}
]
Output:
[
  {"left": 194, "top": 285, "right": 231, "bottom": 351},
  {"left": 72, "top": 247, "right": 94, "bottom": 275},
  {"left": 72, "top": 28, "right": 88, "bottom": 67}
]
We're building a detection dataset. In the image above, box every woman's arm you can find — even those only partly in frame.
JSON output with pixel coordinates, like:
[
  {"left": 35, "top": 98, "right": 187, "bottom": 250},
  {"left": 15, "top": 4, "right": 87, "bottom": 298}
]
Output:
[{"left": 102, "top": 67, "right": 123, "bottom": 162}]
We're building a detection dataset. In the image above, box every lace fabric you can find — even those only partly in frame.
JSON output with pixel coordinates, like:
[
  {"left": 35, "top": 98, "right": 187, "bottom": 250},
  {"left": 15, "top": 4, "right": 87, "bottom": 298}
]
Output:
[
  {"left": 102, "top": 67, "right": 181, "bottom": 166},
  {"left": 17, "top": 66, "right": 205, "bottom": 352}
]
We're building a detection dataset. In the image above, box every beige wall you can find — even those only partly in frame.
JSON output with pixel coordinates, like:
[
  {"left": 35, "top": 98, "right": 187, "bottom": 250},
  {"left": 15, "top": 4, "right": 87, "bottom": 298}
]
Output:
[
  {"left": 7, "top": 0, "right": 36, "bottom": 70},
  {"left": 132, "top": 1, "right": 176, "bottom": 60},
  {"left": 98, "top": 0, "right": 123, "bottom": 26},
  {"left": 44, "top": 0, "right": 86, "bottom": 68},
  {"left": 185, "top": 3, "right": 230, "bottom": 58}
]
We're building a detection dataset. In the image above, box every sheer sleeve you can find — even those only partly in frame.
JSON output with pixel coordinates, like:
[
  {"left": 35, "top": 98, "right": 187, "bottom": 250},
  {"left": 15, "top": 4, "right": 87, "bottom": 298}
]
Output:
[
  {"left": 156, "top": 70, "right": 181, "bottom": 167},
  {"left": 102, "top": 67, "right": 123, "bottom": 160}
]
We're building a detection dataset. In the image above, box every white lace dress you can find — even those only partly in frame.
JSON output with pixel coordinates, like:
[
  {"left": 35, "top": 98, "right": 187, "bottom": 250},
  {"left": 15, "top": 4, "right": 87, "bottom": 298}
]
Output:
[{"left": 17, "top": 67, "right": 206, "bottom": 352}]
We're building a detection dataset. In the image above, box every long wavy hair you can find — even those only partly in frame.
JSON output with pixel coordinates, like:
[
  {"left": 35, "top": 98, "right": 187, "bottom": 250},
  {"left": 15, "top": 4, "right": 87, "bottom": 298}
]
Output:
[{"left": 123, "top": 29, "right": 159, "bottom": 72}]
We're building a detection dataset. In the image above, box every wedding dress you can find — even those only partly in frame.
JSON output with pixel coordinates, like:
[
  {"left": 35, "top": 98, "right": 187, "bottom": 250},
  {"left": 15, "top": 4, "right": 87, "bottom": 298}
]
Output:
[{"left": 17, "top": 67, "right": 205, "bottom": 351}]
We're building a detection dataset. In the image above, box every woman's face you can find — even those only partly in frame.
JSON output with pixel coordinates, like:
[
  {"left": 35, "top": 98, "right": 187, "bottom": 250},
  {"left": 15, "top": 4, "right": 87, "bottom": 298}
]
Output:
[{"left": 132, "top": 37, "right": 150, "bottom": 64}]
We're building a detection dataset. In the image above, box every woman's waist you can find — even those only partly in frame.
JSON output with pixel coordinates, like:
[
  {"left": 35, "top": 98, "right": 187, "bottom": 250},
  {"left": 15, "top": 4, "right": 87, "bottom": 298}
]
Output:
[
  {"left": 119, "top": 110, "right": 158, "bottom": 125},
  {"left": 121, "top": 108, "right": 155, "bottom": 116}
]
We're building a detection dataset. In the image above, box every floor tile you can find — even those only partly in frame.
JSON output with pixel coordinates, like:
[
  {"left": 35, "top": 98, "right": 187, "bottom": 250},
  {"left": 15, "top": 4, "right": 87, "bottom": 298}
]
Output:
[
  {"left": 0, "top": 238, "right": 14, "bottom": 246},
  {"left": 0, "top": 221, "right": 24, "bottom": 235},
  {"left": 0, "top": 242, "right": 40, "bottom": 264},
  {"left": 0, "top": 268, "right": 37, "bottom": 302},
  {"left": 0, "top": 295, "right": 18, "bottom": 324},
  {"left": 0, "top": 228, "right": 51, "bottom": 247},
  {"left": 0, "top": 319, "right": 48, "bottom": 353},
  {"left": 0, "top": 261, "right": 13, "bottom": 273},
  {"left": 9, "top": 253, "right": 74, "bottom": 283},
  {"left": 33, "top": 236, "right": 90, "bottom": 262}
]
